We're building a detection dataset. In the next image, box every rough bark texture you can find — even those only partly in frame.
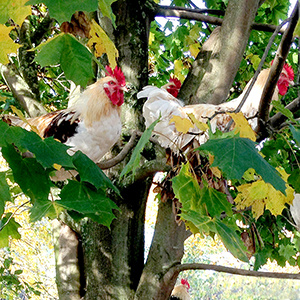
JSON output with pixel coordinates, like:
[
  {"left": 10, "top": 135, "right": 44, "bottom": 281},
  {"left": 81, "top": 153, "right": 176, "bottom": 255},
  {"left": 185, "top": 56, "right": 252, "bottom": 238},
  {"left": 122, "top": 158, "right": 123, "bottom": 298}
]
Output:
[
  {"left": 135, "top": 200, "right": 191, "bottom": 299},
  {"left": 52, "top": 220, "right": 84, "bottom": 300},
  {"left": 0, "top": 64, "right": 47, "bottom": 117},
  {"left": 81, "top": 179, "right": 151, "bottom": 299},
  {"left": 180, "top": 0, "right": 260, "bottom": 105}
]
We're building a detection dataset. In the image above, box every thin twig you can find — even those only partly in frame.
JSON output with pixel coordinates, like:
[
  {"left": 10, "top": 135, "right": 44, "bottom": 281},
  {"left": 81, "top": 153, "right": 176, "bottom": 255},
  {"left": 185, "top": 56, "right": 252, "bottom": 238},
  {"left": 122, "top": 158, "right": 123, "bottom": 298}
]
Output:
[
  {"left": 171, "top": 262, "right": 300, "bottom": 280},
  {"left": 258, "top": 2, "right": 299, "bottom": 139},
  {"left": 223, "top": 18, "right": 290, "bottom": 132},
  {"left": 155, "top": 5, "right": 284, "bottom": 33}
]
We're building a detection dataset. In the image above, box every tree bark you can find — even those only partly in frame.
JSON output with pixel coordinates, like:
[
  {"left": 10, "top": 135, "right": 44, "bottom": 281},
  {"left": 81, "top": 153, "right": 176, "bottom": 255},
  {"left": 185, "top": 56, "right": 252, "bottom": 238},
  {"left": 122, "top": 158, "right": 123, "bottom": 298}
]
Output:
[{"left": 180, "top": 0, "right": 260, "bottom": 105}]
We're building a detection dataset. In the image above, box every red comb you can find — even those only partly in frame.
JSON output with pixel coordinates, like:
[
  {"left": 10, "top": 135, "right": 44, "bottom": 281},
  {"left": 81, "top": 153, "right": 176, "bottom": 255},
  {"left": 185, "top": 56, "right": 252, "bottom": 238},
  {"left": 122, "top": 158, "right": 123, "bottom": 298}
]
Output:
[
  {"left": 283, "top": 63, "right": 294, "bottom": 81},
  {"left": 169, "top": 76, "right": 182, "bottom": 89},
  {"left": 181, "top": 278, "right": 190, "bottom": 289},
  {"left": 167, "top": 76, "right": 181, "bottom": 97},
  {"left": 105, "top": 65, "right": 126, "bottom": 87}
]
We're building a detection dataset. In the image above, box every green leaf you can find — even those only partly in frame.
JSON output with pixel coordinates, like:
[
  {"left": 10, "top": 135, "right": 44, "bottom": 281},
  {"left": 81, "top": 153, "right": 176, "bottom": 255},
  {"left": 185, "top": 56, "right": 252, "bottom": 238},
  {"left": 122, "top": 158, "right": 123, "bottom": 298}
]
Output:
[
  {"left": 180, "top": 210, "right": 215, "bottom": 234},
  {"left": 254, "top": 247, "right": 273, "bottom": 270},
  {"left": 35, "top": 33, "right": 94, "bottom": 87},
  {"left": 0, "top": 172, "right": 10, "bottom": 217},
  {"left": 200, "top": 136, "right": 286, "bottom": 194},
  {"left": 1, "top": 145, "right": 51, "bottom": 202},
  {"left": 290, "top": 125, "right": 300, "bottom": 147},
  {"left": 98, "top": 0, "right": 117, "bottom": 27},
  {"left": 172, "top": 163, "right": 205, "bottom": 214},
  {"left": 26, "top": 0, "right": 98, "bottom": 23},
  {"left": 0, "top": 213, "right": 21, "bottom": 248},
  {"left": 172, "top": 163, "right": 232, "bottom": 217},
  {"left": 278, "top": 244, "right": 296, "bottom": 260},
  {"left": 17, "top": 131, "right": 74, "bottom": 169},
  {"left": 288, "top": 169, "right": 300, "bottom": 193},
  {"left": 72, "top": 151, "right": 120, "bottom": 195},
  {"left": 120, "top": 118, "right": 160, "bottom": 179},
  {"left": 30, "top": 199, "right": 63, "bottom": 222},
  {"left": 215, "top": 218, "right": 249, "bottom": 262},
  {"left": 59, "top": 181, "right": 119, "bottom": 227},
  {"left": 272, "top": 100, "right": 296, "bottom": 123}
]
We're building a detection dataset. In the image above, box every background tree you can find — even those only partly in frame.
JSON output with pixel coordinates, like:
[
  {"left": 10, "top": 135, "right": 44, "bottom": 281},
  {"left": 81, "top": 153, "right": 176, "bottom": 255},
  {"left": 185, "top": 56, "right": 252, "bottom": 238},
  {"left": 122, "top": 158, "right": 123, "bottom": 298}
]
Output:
[{"left": 0, "top": 0, "right": 300, "bottom": 299}]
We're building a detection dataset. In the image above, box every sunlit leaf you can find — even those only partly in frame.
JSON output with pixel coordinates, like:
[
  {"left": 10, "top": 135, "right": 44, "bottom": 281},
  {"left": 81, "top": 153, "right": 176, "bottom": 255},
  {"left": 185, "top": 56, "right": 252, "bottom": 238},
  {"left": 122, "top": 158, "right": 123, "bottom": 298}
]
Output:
[
  {"left": 0, "top": 0, "right": 31, "bottom": 25},
  {"left": 169, "top": 115, "right": 194, "bottom": 134},
  {"left": 98, "top": 0, "right": 117, "bottom": 27},
  {"left": 172, "top": 163, "right": 232, "bottom": 218},
  {"left": 235, "top": 172, "right": 294, "bottom": 219},
  {"left": 187, "top": 113, "right": 209, "bottom": 131},
  {"left": 120, "top": 118, "right": 160, "bottom": 179},
  {"left": 87, "top": 20, "right": 118, "bottom": 68},
  {"left": 0, "top": 25, "right": 21, "bottom": 64},
  {"left": 35, "top": 33, "right": 94, "bottom": 87},
  {"left": 30, "top": 199, "right": 64, "bottom": 222},
  {"left": 0, "top": 213, "right": 21, "bottom": 248},
  {"left": 227, "top": 112, "right": 256, "bottom": 141}
]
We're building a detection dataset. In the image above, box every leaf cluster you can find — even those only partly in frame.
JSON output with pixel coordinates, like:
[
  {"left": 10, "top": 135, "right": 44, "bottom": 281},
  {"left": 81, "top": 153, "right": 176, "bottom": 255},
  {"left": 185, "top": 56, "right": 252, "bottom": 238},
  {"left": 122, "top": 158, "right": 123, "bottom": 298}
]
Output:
[{"left": 0, "top": 121, "right": 120, "bottom": 247}]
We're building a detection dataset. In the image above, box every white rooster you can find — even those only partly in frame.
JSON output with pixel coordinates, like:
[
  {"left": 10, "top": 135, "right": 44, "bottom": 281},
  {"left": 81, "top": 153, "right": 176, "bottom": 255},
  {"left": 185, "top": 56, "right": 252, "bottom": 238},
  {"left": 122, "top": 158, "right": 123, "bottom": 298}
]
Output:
[{"left": 138, "top": 63, "right": 294, "bottom": 152}]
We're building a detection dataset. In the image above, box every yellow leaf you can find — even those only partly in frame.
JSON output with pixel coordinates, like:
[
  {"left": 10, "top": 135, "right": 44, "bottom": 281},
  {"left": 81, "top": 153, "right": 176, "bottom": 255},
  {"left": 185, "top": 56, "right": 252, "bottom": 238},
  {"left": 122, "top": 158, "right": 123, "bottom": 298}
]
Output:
[
  {"left": 187, "top": 113, "right": 209, "bottom": 131},
  {"left": 235, "top": 176, "right": 294, "bottom": 219},
  {"left": 189, "top": 42, "right": 200, "bottom": 58},
  {"left": 0, "top": 0, "right": 31, "bottom": 25},
  {"left": 149, "top": 31, "right": 155, "bottom": 45},
  {"left": 228, "top": 112, "right": 256, "bottom": 141},
  {"left": 53, "top": 164, "right": 62, "bottom": 171},
  {"left": 87, "top": 20, "right": 118, "bottom": 68},
  {"left": 208, "top": 154, "right": 222, "bottom": 178},
  {"left": 174, "top": 59, "right": 185, "bottom": 82},
  {"left": 0, "top": 25, "right": 21, "bottom": 64},
  {"left": 169, "top": 115, "right": 193, "bottom": 134}
]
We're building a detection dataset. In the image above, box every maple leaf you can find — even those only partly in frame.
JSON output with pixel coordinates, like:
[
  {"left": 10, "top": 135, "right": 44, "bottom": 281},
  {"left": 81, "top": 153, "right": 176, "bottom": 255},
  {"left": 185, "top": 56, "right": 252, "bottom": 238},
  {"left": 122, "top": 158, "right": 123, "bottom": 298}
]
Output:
[
  {"left": 169, "top": 115, "right": 194, "bottom": 134},
  {"left": 87, "top": 20, "right": 118, "bottom": 69},
  {"left": 0, "top": 25, "right": 21, "bottom": 64},
  {"left": 235, "top": 169, "right": 294, "bottom": 219},
  {"left": 0, "top": 213, "right": 21, "bottom": 248},
  {"left": 26, "top": 0, "right": 98, "bottom": 24},
  {"left": 189, "top": 42, "right": 200, "bottom": 58},
  {"left": 0, "top": 0, "right": 31, "bottom": 25},
  {"left": 174, "top": 59, "right": 186, "bottom": 82},
  {"left": 187, "top": 113, "right": 209, "bottom": 131},
  {"left": 98, "top": 0, "right": 118, "bottom": 27},
  {"left": 228, "top": 112, "right": 256, "bottom": 141},
  {"left": 35, "top": 33, "right": 94, "bottom": 87},
  {"left": 200, "top": 136, "right": 286, "bottom": 194}
]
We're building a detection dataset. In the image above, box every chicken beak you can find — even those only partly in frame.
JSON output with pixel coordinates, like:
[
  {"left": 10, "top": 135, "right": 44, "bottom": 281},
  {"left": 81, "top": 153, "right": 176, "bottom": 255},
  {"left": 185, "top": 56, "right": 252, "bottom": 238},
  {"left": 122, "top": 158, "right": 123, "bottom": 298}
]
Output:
[{"left": 121, "top": 85, "right": 129, "bottom": 92}]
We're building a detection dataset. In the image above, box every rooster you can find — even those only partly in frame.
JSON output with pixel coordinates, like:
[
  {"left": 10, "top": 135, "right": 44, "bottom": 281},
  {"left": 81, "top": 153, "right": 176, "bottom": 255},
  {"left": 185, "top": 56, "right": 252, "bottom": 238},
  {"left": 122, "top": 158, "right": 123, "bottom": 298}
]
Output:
[
  {"left": 138, "top": 63, "right": 294, "bottom": 152},
  {"left": 170, "top": 278, "right": 191, "bottom": 300},
  {"left": 3, "top": 65, "right": 127, "bottom": 177}
]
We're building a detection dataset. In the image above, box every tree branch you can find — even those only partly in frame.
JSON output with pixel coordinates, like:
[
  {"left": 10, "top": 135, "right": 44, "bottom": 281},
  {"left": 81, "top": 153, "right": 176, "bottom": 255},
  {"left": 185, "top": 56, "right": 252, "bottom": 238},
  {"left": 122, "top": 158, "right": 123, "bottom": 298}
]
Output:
[
  {"left": 155, "top": 5, "right": 284, "bottom": 33},
  {"left": 269, "top": 97, "right": 300, "bottom": 129},
  {"left": 0, "top": 64, "right": 47, "bottom": 117},
  {"left": 168, "top": 262, "right": 300, "bottom": 280},
  {"left": 97, "top": 130, "right": 161, "bottom": 170},
  {"left": 257, "top": 2, "right": 299, "bottom": 139}
]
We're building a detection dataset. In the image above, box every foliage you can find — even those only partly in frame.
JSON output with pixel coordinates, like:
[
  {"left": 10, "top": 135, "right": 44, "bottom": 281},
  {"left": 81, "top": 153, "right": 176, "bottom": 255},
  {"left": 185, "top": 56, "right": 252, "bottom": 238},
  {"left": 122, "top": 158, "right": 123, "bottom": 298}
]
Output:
[{"left": 0, "top": 0, "right": 299, "bottom": 298}]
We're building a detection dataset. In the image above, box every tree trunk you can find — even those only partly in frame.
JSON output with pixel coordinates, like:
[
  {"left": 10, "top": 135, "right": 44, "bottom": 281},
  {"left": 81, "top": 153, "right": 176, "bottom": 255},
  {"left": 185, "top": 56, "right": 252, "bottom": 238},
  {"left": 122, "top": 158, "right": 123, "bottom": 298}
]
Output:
[{"left": 180, "top": 0, "right": 260, "bottom": 105}]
